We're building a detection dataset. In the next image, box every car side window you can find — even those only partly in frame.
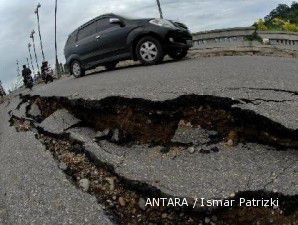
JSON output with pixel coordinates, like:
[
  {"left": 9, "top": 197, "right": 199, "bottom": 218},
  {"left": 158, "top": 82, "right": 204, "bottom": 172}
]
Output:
[
  {"left": 77, "top": 22, "right": 97, "bottom": 41},
  {"left": 96, "top": 18, "right": 119, "bottom": 32}
]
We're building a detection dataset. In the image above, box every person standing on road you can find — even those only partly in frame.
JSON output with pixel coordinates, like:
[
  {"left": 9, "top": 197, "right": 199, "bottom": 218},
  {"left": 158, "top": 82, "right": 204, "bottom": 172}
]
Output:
[{"left": 21, "top": 65, "right": 33, "bottom": 90}]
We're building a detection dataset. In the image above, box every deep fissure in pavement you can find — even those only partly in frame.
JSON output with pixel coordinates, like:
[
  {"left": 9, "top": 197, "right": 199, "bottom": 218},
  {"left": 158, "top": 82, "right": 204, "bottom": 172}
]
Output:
[
  {"left": 9, "top": 115, "right": 298, "bottom": 225},
  {"left": 22, "top": 94, "right": 298, "bottom": 150}
]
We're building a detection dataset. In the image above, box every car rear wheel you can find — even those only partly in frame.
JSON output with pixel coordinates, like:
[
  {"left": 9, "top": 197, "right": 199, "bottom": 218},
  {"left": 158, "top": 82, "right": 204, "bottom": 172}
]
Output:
[
  {"left": 168, "top": 49, "right": 188, "bottom": 60},
  {"left": 104, "top": 62, "right": 118, "bottom": 71},
  {"left": 71, "top": 60, "right": 85, "bottom": 78},
  {"left": 136, "top": 37, "right": 164, "bottom": 65}
]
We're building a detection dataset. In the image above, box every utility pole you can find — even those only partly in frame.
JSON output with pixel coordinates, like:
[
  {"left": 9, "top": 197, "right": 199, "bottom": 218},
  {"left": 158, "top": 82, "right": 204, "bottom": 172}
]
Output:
[
  {"left": 30, "top": 30, "right": 40, "bottom": 72},
  {"left": 28, "top": 43, "right": 35, "bottom": 72},
  {"left": 156, "top": 0, "right": 163, "bottom": 19},
  {"left": 35, "top": 3, "right": 45, "bottom": 61},
  {"left": 26, "top": 57, "right": 30, "bottom": 70},
  {"left": 55, "top": 0, "right": 60, "bottom": 77}
]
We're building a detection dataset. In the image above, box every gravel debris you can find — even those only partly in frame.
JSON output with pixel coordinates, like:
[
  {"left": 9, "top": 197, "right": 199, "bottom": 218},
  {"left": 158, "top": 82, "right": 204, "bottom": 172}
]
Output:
[
  {"left": 188, "top": 146, "right": 195, "bottom": 154},
  {"left": 58, "top": 162, "right": 68, "bottom": 171},
  {"left": 138, "top": 198, "right": 146, "bottom": 211},
  {"left": 118, "top": 197, "right": 126, "bottom": 207},
  {"left": 79, "top": 179, "right": 90, "bottom": 192},
  {"left": 111, "top": 129, "right": 120, "bottom": 142},
  {"left": 106, "top": 177, "right": 115, "bottom": 191}
]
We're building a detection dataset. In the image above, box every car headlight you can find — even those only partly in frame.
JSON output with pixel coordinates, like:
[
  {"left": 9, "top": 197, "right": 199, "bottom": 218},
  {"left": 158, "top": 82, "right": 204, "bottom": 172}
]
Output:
[{"left": 149, "top": 19, "right": 176, "bottom": 29}]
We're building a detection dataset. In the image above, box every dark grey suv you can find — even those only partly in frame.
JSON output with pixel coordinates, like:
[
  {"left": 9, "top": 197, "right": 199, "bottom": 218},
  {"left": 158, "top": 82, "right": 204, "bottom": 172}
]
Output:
[{"left": 64, "top": 14, "right": 193, "bottom": 77}]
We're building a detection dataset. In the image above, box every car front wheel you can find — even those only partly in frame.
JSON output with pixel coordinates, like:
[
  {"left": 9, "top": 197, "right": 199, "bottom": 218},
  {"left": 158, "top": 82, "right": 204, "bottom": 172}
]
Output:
[
  {"left": 136, "top": 36, "right": 164, "bottom": 65},
  {"left": 168, "top": 49, "right": 188, "bottom": 60},
  {"left": 71, "top": 60, "right": 85, "bottom": 78}
]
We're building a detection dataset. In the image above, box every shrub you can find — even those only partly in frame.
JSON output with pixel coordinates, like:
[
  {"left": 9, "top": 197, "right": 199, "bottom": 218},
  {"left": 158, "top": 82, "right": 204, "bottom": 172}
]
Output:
[
  {"left": 245, "top": 32, "right": 263, "bottom": 43},
  {"left": 283, "top": 21, "right": 298, "bottom": 32},
  {"left": 256, "top": 19, "right": 268, "bottom": 31}
]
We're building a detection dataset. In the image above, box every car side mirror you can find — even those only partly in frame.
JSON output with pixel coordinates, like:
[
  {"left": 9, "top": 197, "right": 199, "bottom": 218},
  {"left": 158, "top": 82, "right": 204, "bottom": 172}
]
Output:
[{"left": 109, "top": 18, "right": 125, "bottom": 27}]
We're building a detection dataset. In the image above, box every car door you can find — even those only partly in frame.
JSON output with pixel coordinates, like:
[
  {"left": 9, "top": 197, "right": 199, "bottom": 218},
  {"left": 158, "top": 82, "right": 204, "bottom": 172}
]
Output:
[
  {"left": 95, "top": 17, "right": 135, "bottom": 60},
  {"left": 75, "top": 21, "right": 98, "bottom": 64}
]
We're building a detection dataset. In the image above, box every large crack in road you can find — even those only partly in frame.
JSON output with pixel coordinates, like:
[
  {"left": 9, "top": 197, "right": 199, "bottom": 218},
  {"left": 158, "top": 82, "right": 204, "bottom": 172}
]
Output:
[
  {"left": 21, "top": 94, "right": 298, "bottom": 149},
  {"left": 7, "top": 94, "right": 298, "bottom": 224}
]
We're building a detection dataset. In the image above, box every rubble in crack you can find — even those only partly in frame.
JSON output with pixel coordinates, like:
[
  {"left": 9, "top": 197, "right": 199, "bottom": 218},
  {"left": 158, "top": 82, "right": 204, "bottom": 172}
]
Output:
[
  {"left": 7, "top": 95, "right": 298, "bottom": 225},
  {"left": 171, "top": 120, "right": 213, "bottom": 145}
]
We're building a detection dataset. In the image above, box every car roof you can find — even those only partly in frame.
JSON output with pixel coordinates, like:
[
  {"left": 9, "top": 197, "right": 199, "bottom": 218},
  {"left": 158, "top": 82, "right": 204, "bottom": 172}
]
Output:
[{"left": 68, "top": 13, "right": 125, "bottom": 39}]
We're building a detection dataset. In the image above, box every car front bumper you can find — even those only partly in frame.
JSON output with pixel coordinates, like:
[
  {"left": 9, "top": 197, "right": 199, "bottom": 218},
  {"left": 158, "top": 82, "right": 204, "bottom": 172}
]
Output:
[{"left": 165, "top": 29, "right": 193, "bottom": 50}]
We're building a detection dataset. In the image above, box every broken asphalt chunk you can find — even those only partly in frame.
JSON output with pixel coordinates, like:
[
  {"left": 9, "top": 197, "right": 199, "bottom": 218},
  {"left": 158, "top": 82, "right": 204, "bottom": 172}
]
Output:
[{"left": 40, "top": 109, "right": 81, "bottom": 134}]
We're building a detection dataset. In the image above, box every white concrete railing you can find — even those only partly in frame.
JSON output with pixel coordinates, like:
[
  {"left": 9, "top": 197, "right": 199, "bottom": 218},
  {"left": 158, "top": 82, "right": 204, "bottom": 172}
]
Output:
[
  {"left": 257, "top": 30, "right": 298, "bottom": 47},
  {"left": 192, "top": 27, "right": 298, "bottom": 50}
]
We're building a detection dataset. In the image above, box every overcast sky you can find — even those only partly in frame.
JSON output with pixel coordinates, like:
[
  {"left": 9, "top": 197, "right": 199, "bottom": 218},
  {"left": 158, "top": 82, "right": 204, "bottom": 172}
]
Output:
[{"left": 0, "top": 0, "right": 294, "bottom": 91}]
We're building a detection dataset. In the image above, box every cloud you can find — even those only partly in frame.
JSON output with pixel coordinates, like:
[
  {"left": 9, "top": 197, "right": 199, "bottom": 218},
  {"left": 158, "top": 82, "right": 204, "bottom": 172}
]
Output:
[{"left": 0, "top": 0, "right": 294, "bottom": 91}]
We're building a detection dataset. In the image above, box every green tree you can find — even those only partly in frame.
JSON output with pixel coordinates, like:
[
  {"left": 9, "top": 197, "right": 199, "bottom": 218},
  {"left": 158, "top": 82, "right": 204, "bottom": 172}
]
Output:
[
  {"left": 288, "top": 2, "right": 298, "bottom": 23},
  {"left": 265, "top": 4, "right": 290, "bottom": 24},
  {"left": 256, "top": 1, "right": 298, "bottom": 32}
]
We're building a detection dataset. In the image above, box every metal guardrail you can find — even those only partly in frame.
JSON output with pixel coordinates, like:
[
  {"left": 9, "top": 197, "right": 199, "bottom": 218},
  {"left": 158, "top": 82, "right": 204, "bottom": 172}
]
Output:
[{"left": 192, "top": 27, "right": 298, "bottom": 50}]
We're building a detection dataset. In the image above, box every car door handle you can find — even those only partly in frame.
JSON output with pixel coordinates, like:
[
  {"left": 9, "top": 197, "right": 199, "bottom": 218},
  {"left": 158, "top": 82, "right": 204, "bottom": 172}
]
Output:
[
  {"left": 95, "top": 35, "right": 101, "bottom": 39},
  {"left": 75, "top": 44, "right": 79, "bottom": 47}
]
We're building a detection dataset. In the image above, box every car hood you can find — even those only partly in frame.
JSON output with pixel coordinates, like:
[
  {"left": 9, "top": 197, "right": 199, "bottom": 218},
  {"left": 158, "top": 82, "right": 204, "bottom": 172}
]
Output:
[
  {"left": 171, "top": 21, "right": 189, "bottom": 30},
  {"left": 132, "top": 18, "right": 189, "bottom": 31}
]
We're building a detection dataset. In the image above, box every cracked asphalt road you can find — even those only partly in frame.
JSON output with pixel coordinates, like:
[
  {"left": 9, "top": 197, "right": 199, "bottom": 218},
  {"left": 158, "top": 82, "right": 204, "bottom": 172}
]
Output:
[
  {"left": 23, "top": 56, "right": 298, "bottom": 129},
  {"left": 24, "top": 55, "right": 297, "bottom": 200},
  {"left": 3, "top": 55, "right": 298, "bottom": 224}
]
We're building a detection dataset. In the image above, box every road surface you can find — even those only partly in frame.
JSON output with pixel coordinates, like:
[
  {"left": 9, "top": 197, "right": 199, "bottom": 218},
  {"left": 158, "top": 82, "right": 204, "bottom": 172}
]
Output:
[{"left": 2, "top": 55, "right": 298, "bottom": 224}]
